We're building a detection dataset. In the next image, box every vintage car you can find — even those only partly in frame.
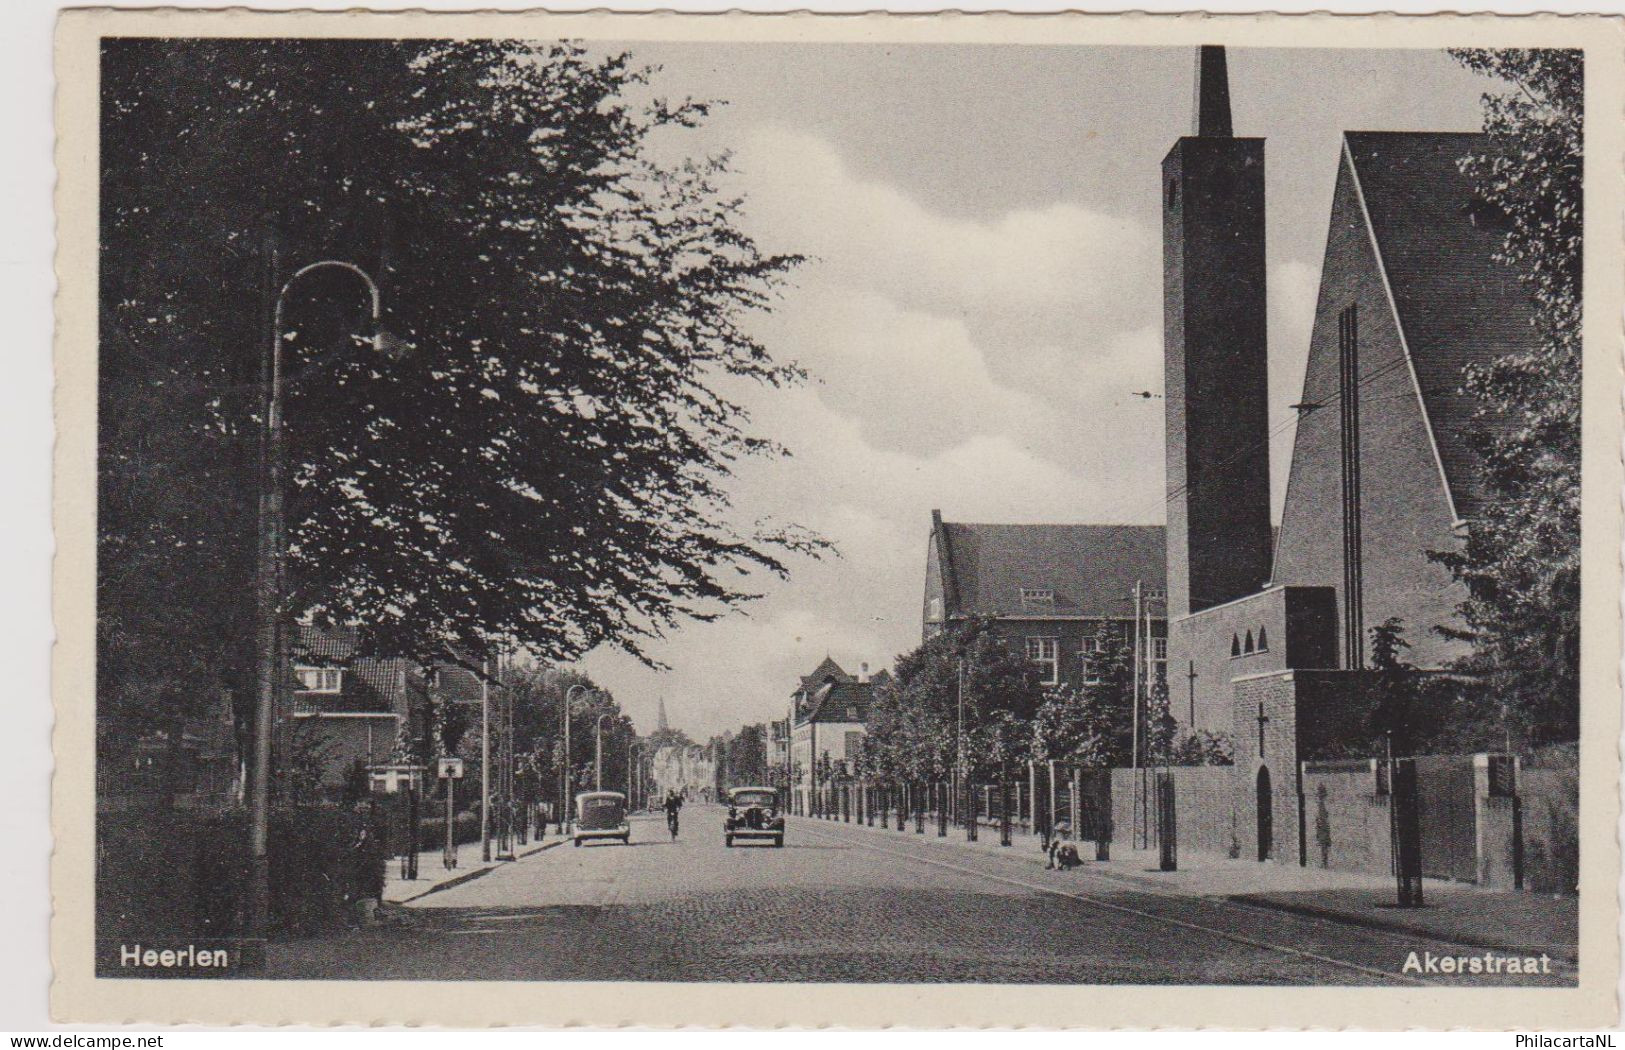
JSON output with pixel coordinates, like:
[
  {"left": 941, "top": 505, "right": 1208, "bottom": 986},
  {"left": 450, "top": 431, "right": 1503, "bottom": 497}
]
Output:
[
  {"left": 724, "top": 786, "right": 785, "bottom": 847},
  {"left": 573, "top": 790, "right": 631, "bottom": 847}
]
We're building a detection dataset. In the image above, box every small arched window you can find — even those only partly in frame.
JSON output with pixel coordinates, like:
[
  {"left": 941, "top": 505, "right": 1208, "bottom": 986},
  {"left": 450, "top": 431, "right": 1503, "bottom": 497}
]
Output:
[
  {"left": 1244, "top": 630, "right": 1255, "bottom": 654},
  {"left": 1231, "top": 634, "right": 1241, "bottom": 657},
  {"left": 1257, "top": 626, "right": 1269, "bottom": 652},
  {"left": 1166, "top": 177, "right": 1179, "bottom": 210}
]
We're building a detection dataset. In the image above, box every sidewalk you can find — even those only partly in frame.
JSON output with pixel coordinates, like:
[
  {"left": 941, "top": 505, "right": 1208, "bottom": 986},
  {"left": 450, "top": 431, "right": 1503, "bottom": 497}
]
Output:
[
  {"left": 382, "top": 834, "right": 561, "bottom": 904},
  {"left": 791, "top": 813, "right": 1578, "bottom": 962}
]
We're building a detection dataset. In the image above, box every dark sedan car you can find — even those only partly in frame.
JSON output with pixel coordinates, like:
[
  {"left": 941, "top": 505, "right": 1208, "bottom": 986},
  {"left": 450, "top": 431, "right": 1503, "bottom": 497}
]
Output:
[{"left": 724, "top": 786, "right": 784, "bottom": 847}]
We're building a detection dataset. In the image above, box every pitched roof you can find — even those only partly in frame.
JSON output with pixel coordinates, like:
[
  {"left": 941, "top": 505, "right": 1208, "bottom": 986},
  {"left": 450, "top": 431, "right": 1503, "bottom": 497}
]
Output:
[
  {"left": 936, "top": 522, "right": 1165, "bottom": 619},
  {"left": 1343, "top": 131, "right": 1539, "bottom": 518},
  {"left": 291, "top": 625, "right": 434, "bottom": 717},
  {"left": 794, "top": 656, "right": 852, "bottom": 696},
  {"left": 802, "top": 679, "right": 872, "bottom": 725}
]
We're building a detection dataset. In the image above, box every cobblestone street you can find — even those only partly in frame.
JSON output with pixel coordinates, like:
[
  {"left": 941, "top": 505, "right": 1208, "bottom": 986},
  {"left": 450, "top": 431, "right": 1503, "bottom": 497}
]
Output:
[{"left": 266, "top": 809, "right": 1576, "bottom": 986}]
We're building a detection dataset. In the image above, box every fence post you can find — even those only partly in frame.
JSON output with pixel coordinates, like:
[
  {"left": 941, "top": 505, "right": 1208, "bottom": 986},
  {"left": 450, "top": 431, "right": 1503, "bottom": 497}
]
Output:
[
  {"left": 1096, "top": 773, "right": 1111, "bottom": 861},
  {"left": 1000, "top": 770, "right": 1012, "bottom": 847},
  {"left": 401, "top": 783, "right": 420, "bottom": 881},
  {"left": 1390, "top": 757, "right": 1424, "bottom": 907},
  {"left": 1158, "top": 771, "right": 1177, "bottom": 871}
]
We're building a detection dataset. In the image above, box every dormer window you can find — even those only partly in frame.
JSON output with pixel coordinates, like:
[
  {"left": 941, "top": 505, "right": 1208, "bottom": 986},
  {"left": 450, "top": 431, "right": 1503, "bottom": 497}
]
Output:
[
  {"left": 1019, "top": 588, "right": 1055, "bottom": 609},
  {"left": 296, "top": 666, "right": 343, "bottom": 694}
]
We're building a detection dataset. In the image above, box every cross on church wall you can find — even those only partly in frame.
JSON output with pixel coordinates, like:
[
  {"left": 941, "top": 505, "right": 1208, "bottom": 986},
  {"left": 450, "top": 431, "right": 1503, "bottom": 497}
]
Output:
[
  {"left": 1256, "top": 701, "right": 1269, "bottom": 756},
  {"left": 1187, "top": 661, "right": 1198, "bottom": 728}
]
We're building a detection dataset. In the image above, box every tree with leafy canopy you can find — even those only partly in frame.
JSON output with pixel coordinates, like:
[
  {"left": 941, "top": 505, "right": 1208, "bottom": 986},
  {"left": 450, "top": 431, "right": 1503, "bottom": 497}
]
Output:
[
  {"left": 1434, "top": 48, "right": 1582, "bottom": 746},
  {"left": 97, "top": 39, "right": 819, "bottom": 752},
  {"left": 866, "top": 619, "right": 1046, "bottom": 785}
]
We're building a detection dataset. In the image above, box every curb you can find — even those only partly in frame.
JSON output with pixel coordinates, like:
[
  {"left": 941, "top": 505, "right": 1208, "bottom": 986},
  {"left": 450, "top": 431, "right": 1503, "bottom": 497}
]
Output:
[
  {"left": 395, "top": 864, "right": 495, "bottom": 903},
  {"left": 1225, "top": 892, "right": 1580, "bottom": 965},
  {"left": 799, "top": 817, "right": 1577, "bottom": 964},
  {"left": 390, "top": 838, "right": 565, "bottom": 904}
]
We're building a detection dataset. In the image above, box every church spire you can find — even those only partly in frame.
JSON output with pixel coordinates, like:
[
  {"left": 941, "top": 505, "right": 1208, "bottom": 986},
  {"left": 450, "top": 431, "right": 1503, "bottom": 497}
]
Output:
[
  {"left": 656, "top": 697, "right": 669, "bottom": 734},
  {"left": 1193, "top": 45, "right": 1233, "bottom": 138}
]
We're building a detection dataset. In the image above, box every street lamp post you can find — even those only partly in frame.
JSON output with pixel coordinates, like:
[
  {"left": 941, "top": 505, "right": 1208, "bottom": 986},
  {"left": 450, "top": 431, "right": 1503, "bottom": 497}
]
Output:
[
  {"left": 561, "top": 684, "right": 590, "bottom": 834},
  {"left": 627, "top": 740, "right": 644, "bottom": 810},
  {"left": 595, "top": 714, "right": 612, "bottom": 791},
  {"left": 249, "top": 258, "right": 384, "bottom": 939}
]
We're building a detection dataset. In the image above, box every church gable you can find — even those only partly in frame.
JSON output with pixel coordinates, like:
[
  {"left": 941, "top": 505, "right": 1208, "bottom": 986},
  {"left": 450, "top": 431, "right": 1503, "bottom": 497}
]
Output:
[
  {"left": 1342, "top": 131, "right": 1538, "bottom": 519},
  {"left": 1272, "top": 138, "right": 1472, "bottom": 671}
]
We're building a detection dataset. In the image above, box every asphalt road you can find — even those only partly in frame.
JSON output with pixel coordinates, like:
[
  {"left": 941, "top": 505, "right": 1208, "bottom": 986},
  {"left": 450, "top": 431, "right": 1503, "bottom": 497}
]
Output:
[{"left": 265, "top": 807, "right": 1575, "bottom": 985}]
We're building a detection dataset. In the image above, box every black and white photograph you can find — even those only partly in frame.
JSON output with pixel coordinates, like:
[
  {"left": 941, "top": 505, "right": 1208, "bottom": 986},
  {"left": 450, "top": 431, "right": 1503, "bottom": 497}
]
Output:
[{"left": 47, "top": 7, "right": 1621, "bottom": 1029}]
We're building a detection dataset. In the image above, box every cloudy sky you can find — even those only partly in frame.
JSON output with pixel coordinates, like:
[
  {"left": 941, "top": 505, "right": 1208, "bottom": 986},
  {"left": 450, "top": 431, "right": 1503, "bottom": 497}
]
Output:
[{"left": 576, "top": 44, "right": 1493, "bottom": 740}]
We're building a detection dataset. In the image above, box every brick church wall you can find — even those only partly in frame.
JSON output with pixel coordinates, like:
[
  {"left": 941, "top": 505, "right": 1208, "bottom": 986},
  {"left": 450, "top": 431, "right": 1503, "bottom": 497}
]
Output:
[
  {"left": 1168, "top": 585, "right": 1338, "bottom": 738},
  {"left": 1109, "top": 765, "right": 1236, "bottom": 856},
  {"left": 1271, "top": 146, "right": 1470, "bottom": 671},
  {"left": 1302, "top": 759, "right": 1391, "bottom": 873},
  {"left": 1231, "top": 672, "right": 1302, "bottom": 864}
]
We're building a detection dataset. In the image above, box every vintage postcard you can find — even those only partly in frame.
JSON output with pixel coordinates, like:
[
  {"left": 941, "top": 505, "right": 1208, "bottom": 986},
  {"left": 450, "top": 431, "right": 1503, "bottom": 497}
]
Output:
[{"left": 52, "top": 7, "right": 1622, "bottom": 1028}]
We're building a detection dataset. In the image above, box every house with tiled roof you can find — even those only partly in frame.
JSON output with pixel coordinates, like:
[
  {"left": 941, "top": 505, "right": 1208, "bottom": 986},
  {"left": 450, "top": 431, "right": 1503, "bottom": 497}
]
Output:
[
  {"left": 290, "top": 626, "right": 490, "bottom": 794},
  {"left": 787, "top": 657, "right": 887, "bottom": 815},
  {"left": 923, "top": 512, "right": 1168, "bottom": 694}
]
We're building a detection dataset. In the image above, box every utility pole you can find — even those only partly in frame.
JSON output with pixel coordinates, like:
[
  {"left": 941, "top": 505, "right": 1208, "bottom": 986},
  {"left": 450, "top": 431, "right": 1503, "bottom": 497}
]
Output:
[
  {"left": 956, "top": 656, "right": 966, "bottom": 826},
  {"left": 595, "top": 714, "right": 611, "bottom": 791},
  {"left": 1132, "top": 580, "right": 1143, "bottom": 850},
  {"left": 1131, "top": 581, "right": 1143, "bottom": 772},
  {"left": 480, "top": 657, "right": 491, "bottom": 862}
]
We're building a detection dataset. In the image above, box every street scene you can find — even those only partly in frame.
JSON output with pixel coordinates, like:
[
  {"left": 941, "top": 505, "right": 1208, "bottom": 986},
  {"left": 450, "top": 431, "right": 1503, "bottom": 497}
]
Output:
[
  {"left": 269, "top": 808, "right": 1575, "bottom": 986},
  {"left": 89, "top": 28, "right": 1585, "bottom": 997}
]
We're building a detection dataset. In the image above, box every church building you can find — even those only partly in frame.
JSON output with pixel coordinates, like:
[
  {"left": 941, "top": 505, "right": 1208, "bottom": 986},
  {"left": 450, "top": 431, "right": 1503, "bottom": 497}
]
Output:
[{"left": 1162, "top": 48, "right": 1537, "bottom": 864}]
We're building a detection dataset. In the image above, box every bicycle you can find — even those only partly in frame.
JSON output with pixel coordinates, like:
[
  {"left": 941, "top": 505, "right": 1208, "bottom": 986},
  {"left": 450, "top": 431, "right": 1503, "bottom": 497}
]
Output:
[{"left": 666, "top": 809, "right": 680, "bottom": 840}]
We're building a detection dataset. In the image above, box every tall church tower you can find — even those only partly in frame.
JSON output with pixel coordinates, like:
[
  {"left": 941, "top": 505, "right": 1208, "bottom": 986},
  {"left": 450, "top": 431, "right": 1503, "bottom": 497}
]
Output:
[
  {"left": 656, "top": 697, "right": 669, "bottom": 735},
  {"left": 1163, "top": 46, "right": 1274, "bottom": 619}
]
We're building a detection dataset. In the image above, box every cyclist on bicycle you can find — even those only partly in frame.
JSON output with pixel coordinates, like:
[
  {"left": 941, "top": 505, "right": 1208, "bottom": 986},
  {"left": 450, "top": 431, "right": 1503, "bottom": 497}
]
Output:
[{"left": 663, "top": 789, "right": 683, "bottom": 840}]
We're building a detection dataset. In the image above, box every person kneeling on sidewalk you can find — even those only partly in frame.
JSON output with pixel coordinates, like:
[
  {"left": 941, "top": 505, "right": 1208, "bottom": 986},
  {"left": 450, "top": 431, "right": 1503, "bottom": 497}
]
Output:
[{"left": 1047, "top": 823, "right": 1083, "bottom": 870}]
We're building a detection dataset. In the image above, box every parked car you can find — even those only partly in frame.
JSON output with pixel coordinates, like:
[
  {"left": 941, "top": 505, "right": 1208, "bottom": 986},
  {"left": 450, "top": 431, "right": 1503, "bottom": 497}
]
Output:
[
  {"left": 573, "top": 791, "right": 630, "bottom": 847},
  {"left": 724, "top": 786, "right": 784, "bottom": 847}
]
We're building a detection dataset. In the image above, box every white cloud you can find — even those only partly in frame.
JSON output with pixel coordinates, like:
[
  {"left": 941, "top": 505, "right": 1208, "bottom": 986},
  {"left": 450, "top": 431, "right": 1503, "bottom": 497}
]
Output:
[
  {"left": 732, "top": 126, "right": 1158, "bottom": 355},
  {"left": 578, "top": 130, "right": 1169, "bottom": 739}
]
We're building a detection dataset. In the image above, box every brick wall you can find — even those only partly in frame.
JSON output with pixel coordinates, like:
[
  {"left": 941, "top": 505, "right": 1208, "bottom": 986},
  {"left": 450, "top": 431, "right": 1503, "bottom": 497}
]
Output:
[
  {"left": 1231, "top": 672, "right": 1302, "bottom": 864},
  {"left": 1271, "top": 146, "right": 1470, "bottom": 671},
  {"left": 1163, "top": 136, "right": 1273, "bottom": 621},
  {"left": 294, "top": 714, "right": 398, "bottom": 789},
  {"left": 1167, "top": 586, "right": 1337, "bottom": 738},
  {"left": 1302, "top": 759, "right": 1390, "bottom": 873}
]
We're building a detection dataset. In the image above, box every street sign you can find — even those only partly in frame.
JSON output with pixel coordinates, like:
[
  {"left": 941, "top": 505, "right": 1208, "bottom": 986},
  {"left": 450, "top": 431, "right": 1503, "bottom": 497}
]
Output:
[{"left": 437, "top": 757, "right": 465, "bottom": 780}]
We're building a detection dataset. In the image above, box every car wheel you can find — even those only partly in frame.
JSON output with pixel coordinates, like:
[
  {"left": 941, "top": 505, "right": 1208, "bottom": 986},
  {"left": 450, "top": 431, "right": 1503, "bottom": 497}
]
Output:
[
  {"left": 774, "top": 836, "right": 784, "bottom": 848},
  {"left": 725, "top": 835, "right": 734, "bottom": 848}
]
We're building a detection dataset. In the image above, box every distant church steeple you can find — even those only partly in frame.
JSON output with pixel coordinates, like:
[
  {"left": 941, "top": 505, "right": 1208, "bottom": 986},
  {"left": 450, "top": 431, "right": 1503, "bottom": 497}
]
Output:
[
  {"left": 1193, "top": 45, "right": 1234, "bottom": 138},
  {"left": 656, "top": 697, "right": 669, "bottom": 734},
  {"left": 1162, "top": 45, "right": 1273, "bottom": 619}
]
